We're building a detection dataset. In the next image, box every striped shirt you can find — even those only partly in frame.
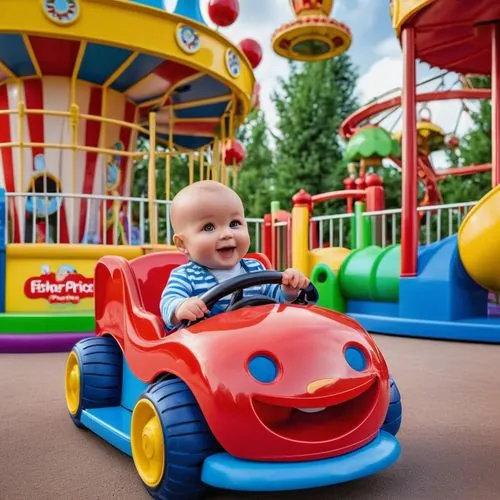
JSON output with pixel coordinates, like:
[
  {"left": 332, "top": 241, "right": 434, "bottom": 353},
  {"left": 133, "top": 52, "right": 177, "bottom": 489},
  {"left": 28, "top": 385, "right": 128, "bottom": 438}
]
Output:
[{"left": 160, "top": 258, "right": 286, "bottom": 330}]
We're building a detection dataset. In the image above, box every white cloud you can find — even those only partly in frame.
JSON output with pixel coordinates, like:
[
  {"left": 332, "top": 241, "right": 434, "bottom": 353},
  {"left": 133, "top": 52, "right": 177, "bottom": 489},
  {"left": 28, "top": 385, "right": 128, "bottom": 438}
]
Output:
[
  {"left": 356, "top": 55, "right": 403, "bottom": 103},
  {"left": 335, "top": 0, "right": 379, "bottom": 30},
  {"left": 375, "top": 37, "right": 402, "bottom": 58}
]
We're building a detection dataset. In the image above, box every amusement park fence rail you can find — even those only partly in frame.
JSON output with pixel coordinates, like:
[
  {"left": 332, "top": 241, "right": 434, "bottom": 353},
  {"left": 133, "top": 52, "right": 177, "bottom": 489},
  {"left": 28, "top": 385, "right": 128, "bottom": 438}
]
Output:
[
  {"left": 311, "top": 200, "right": 477, "bottom": 249},
  {"left": 3, "top": 192, "right": 265, "bottom": 251},
  {"left": 2, "top": 191, "right": 477, "bottom": 261}
]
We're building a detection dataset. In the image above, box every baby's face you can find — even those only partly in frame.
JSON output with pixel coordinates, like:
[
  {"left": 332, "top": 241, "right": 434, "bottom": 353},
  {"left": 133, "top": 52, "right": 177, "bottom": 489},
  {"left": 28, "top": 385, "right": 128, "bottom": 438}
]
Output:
[{"left": 175, "top": 189, "right": 250, "bottom": 269}]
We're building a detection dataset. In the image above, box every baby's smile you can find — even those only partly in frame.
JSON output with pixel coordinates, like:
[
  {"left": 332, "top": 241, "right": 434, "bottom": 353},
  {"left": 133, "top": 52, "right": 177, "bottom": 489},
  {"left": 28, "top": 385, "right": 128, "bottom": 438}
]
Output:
[{"left": 217, "top": 246, "right": 236, "bottom": 259}]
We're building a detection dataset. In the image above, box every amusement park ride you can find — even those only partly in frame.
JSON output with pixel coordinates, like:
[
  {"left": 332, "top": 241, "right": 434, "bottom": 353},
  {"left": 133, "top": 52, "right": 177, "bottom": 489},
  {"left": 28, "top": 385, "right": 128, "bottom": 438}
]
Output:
[
  {"left": 0, "top": 0, "right": 499, "bottom": 349},
  {"left": 0, "top": 0, "right": 499, "bottom": 498},
  {"left": 341, "top": 78, "right": 492, "bottom": 210},
  {"left": 296, "top": 0, "right": 500, "bottom": 343},
  {"left": 0, "top": 0, "right": 262, "bottom": 346}
]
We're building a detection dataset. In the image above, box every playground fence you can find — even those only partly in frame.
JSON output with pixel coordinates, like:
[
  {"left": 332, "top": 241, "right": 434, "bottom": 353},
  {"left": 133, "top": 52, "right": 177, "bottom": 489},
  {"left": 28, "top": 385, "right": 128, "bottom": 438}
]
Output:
[
  {"left": 311, "top": 200, "right": 477, "bottom": 249},
  {"left": 4, "top": 191, "right": 265, "bottom": 251}
]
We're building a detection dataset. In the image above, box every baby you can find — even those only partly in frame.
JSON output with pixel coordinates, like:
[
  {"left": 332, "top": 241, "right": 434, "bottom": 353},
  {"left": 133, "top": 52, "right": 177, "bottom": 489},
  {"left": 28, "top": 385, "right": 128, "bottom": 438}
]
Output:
[{"left": 160, "top": 180, "right": 310, "bottom": 329}]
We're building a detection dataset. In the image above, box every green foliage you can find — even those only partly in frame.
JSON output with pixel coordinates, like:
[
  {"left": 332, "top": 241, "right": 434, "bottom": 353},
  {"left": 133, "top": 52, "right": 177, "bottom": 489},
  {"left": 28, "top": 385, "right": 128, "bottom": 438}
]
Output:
[
  {"left": 271, "top": 56, "right": 359, "bottom": 215},
  {"left": 236, "top": 108, "right": 275, "bottom": 218},
  {"left": 378, "top": 164, "right": 403, "bottom": 209}
]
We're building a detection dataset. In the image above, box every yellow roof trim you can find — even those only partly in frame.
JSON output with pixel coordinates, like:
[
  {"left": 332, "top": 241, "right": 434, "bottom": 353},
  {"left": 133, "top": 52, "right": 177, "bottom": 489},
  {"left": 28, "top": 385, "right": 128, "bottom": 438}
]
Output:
[
  {"left": 391, "top": 0, "right": 437, "bottom": 34},
  {"left": 0, "top": 0, "right": 254, "bottom": 117}
]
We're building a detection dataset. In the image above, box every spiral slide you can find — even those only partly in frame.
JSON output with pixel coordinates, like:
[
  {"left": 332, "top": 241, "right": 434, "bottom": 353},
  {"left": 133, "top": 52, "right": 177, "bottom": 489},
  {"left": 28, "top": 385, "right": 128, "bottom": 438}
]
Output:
[{"left": 458, "top": 184, "right": 500, "bottom": 293}]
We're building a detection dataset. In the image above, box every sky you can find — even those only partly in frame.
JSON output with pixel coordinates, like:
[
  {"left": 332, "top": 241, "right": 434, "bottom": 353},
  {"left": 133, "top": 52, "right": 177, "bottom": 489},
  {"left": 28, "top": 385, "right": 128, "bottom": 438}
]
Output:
[{"left": 164, "top": 0, "right": 478, "bottom": 168}]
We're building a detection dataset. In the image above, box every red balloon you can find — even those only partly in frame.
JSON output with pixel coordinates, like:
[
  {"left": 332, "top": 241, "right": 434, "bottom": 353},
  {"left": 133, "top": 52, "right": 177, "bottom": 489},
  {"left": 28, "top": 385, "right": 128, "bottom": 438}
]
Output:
[
  {"left": 208, "top": 0, "right": 239, "bottom": 27},
  {"left": 239, "top": 38, "right": 263, "bottom": 69},
  {"left": 224, "top": 139, "right": 246, "bottom": 165}
]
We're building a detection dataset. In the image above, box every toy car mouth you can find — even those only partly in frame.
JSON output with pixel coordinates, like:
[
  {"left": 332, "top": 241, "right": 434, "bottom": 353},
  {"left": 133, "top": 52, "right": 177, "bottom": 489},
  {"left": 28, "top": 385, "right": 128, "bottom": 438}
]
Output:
[{"left": 251, "top": 377, "right": 379, "bottom": 443}]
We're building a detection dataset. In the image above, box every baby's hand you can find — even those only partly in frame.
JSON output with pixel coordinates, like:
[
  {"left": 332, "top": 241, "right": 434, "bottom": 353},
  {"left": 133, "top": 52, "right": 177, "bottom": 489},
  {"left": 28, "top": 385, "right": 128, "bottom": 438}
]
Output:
[
  {"left": 174, "top": 297, "right": 209, "bottom": 324},
  {"left": 281, "top": 268, "right": 310, "bottom": 299}
]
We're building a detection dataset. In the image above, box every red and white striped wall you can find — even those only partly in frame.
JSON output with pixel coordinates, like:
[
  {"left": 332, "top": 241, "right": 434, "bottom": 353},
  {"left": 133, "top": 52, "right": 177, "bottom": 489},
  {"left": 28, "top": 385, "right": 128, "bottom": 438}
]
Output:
[{"left": 0, "top": 77, "right": 138, "bottom": 243}]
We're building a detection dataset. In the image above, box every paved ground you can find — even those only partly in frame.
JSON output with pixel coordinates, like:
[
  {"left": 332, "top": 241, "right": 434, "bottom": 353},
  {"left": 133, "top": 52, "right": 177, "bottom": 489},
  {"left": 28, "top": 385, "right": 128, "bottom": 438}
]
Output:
[{"left": 1, "top": 334, "right": 500, "bottom": 500}]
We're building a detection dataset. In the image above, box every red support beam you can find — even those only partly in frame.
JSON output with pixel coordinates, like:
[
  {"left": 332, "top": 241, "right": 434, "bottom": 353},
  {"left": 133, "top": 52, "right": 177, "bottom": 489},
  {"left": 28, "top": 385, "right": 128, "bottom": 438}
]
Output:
[
  {"left": 492, "top": 23, "right": 500, "bottom": 187},
  {"left": 401, "top": 26, "right": 418, "bottom": 277},
  {"left": 339, "top": 89, "right": 491, "bottom": 140},
  {"left": 311, "top": 190, "right": 366, "bottom": 204}
]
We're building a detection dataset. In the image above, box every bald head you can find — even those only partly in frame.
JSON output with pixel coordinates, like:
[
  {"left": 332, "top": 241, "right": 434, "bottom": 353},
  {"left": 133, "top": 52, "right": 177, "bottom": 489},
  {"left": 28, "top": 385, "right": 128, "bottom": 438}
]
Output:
[{"left": 170, "top": 181, "right": 244, "bottom": 233}]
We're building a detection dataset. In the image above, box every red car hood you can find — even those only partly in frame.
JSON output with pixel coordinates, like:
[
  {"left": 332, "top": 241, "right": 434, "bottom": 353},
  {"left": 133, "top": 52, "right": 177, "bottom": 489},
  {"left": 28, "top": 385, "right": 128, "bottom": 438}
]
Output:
[{"left": 162, "top": 304, "right": 390, "bottom": 462}]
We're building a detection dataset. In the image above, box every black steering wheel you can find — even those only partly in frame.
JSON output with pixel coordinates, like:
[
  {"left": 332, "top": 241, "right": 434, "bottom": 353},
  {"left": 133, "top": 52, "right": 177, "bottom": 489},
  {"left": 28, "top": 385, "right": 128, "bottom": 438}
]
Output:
[{"left": 178, "top": 271, "right": 319, "bottom": 329}]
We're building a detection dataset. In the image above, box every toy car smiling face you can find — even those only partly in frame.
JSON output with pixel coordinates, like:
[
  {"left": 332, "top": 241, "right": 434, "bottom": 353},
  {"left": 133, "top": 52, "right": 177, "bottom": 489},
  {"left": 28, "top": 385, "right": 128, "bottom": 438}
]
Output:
[{"left": 184, "top": 303, "right": 390, "bottom": 462}]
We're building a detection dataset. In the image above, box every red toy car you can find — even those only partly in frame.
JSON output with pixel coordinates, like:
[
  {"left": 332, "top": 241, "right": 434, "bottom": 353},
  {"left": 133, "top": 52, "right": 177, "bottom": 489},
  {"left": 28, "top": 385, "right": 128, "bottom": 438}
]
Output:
[{"left": 64, "top": 251, "right": 402, "bottom": 499}]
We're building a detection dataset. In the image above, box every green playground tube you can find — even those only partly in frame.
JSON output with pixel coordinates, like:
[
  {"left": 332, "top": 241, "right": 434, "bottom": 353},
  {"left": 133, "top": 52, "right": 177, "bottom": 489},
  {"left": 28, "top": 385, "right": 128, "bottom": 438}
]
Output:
[
  {"left": 311, "top": 263, "right": 346, "bottom": 312},
  {"left": 338, "top": 244, "right": 401, "bottom": 302},
  {"left": 372, "top": 245, "right": 401, "bottom": 301}
]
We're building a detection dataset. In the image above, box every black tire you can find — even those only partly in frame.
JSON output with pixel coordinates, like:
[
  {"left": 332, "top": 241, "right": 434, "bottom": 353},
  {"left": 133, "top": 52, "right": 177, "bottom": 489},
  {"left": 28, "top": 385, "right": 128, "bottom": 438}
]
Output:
[
  {"left": 66, "top": 336, "right": 123, "bottom": 427},
  {"left": 133, "top": 378, "right": 221, "bottom": 500},
  {"left": 381, "top": 375, "right": 402, "bottom": 436}
]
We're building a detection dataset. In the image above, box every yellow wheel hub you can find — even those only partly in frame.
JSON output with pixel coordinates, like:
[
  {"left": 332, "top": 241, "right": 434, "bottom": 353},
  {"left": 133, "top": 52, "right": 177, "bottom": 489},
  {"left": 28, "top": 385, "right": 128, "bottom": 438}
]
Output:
[
  {"left": 65, "top": 351, "right": 81, "bottom": 415},
  {"left": 131, "top": 399, "right": 165, "bottom": 488}
]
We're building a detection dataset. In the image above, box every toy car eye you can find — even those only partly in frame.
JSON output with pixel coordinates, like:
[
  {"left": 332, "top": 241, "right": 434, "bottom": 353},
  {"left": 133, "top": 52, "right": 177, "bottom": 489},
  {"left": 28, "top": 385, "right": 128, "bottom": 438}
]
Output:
[
  {"left": 344, "top": 345, "right": 367, "bottom": 371},
  {"left": 247, "top": 355, "right": 279, "bottom": 384}
]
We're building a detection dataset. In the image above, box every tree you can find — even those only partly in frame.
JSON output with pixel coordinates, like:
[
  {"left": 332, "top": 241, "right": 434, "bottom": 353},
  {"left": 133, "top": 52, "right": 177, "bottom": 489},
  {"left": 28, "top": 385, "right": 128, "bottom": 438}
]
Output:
[
  {"left": 271, "top": 56, "right": 359, "bottom": 215},
  {"left": 378, "top": 163, "right": 403, "bottom": 209},
  {"left": 235, "top": 108, "right": 275, "bottom": 218},
  {"left": 441, "top": 76, "right": 491, "bottom": 203}
]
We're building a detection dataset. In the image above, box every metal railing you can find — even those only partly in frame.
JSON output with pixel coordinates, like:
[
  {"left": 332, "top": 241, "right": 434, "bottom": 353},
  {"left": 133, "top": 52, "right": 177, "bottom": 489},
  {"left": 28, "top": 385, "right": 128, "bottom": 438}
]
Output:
[
  {"left": 365, "top": 201, "right": 476, "bottom": 247},
  {"left": 246, "top": 218, "right": 264, "bottom": 255},
  {"left": 309, "top": 213, "right": 354, "bottom": 250},
  {"left": 4, "top": 190, "right": 476, "bottom": 254},
  {"left": 3, "top": 191, "right": 265, "bottom": 251},
  {"left": 310, "top": 200, "right": 477, "bottom": 249},
  {"left": 5, "top": 192, "right": 150, "bottom": 245},
  {"left": 272, "top": 221, "right": 290, "bottom": 271}
]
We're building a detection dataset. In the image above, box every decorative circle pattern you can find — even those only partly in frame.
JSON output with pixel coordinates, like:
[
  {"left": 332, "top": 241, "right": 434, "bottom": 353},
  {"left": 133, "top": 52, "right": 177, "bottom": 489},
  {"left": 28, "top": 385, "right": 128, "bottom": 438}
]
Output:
[
  {"left": 175, "top": 24, "right": 201, "bottom": 54},
  {"left": 42, "top": 0, "right": 80, "bottom": 25},
  {"left": 225, "top": 48, "right": 241, "bottom": 78}
]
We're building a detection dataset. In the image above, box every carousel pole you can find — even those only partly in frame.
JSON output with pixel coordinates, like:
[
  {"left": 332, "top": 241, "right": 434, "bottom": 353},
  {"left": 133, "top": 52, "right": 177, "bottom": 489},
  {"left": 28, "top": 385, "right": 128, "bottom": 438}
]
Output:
[
  {"left": 491, "top": 23, "right": 500, "bottom": 186},
  {"left": 199, "top": 147, "right": 204, "bottom": 181},
  {"left": 148, "top": 112, "right": 158, "bottom": 245},
  {"left": 400, "top": 26, "right": 418, "bottom": 277}
]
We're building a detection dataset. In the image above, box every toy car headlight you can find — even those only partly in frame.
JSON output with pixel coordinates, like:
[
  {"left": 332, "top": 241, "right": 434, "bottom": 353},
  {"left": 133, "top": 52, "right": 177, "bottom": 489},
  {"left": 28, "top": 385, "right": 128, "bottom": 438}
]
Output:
[
  {"left": 247, "top": 355, "right": 279, "bottom": 384},
  {"left": 344, "top": 345, "right": 368, "bottom": 371}
]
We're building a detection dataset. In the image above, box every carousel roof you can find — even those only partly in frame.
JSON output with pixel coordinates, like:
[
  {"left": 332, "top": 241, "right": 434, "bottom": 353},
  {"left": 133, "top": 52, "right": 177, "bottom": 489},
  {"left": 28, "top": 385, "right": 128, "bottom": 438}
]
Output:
[
  {"left": 391, "top": 0, "right": 500, "bottom": 75},
  {"left": 0, "top": 0, "right": 254, "bottom": 150}
]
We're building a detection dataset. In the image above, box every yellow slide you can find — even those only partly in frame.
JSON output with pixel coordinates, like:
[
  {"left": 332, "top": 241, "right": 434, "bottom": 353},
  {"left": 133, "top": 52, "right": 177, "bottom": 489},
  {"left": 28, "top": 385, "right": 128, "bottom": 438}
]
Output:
[{"left": 458, "top": 184, "right": 500, "bottom": 292}]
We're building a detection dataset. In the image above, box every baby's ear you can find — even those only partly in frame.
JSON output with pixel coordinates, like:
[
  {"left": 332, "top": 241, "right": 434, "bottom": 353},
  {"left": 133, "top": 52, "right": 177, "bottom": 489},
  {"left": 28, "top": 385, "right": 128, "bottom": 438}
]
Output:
[{"left": 173, "top": 234, "right": 188, "bottom": 255}]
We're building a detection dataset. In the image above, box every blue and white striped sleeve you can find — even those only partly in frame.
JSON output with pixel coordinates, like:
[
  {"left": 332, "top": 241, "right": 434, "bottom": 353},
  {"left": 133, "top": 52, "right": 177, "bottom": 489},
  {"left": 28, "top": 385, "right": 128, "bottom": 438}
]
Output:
[
  {"left": 159, "top": 267, "right": 193, "bottom": 329},
  {"left": 246, "top": 259, "right": 289, "bottom": 303},
  {"left": 265, "top": 280, "right": 289, "bottom": 303}
]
